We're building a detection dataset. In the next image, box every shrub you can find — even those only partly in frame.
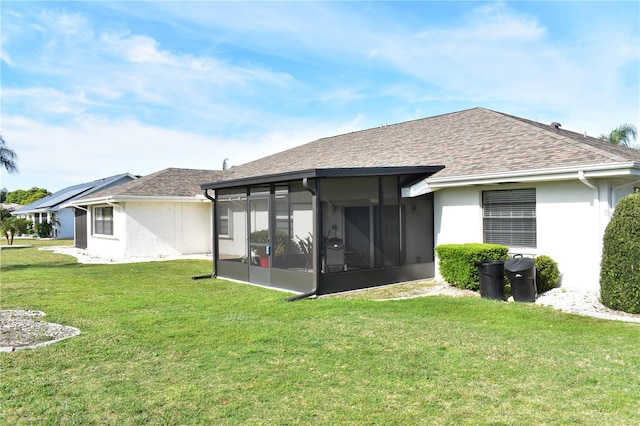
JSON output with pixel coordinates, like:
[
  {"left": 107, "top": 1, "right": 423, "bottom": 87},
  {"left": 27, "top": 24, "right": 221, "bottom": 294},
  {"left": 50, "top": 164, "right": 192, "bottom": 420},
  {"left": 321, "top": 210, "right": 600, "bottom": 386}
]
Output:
[
  {"left": 534, "top": 255, "right": 560, "bottom": 293},
  {"left": 35, "top": 221, "right": 54, "bottom": 238},
  {"left": 600, "top": 193, "right": 640, "bottom": 313},
  {"left": 435, "top": 243, "right": 509, "bottom": 290}
]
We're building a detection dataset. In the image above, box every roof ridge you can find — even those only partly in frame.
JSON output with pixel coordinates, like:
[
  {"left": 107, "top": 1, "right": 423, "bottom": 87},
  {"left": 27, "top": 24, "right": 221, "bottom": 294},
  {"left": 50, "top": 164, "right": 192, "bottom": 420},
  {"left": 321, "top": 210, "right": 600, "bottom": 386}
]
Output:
[
  {"left": 316, "top": 106, "right": 486, "bottom": 142},
  {"left": 488, "top": 109, "right": 638, "bottom": 162}
]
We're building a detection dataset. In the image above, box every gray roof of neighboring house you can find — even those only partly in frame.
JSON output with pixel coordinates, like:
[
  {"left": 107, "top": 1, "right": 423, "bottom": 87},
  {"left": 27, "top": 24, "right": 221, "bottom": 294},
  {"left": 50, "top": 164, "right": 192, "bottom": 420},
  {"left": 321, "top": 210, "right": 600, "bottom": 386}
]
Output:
[
  {"left": 75, "top": 168, "right": 225, "bottom": 201},
  {"left": 202, "top": 107, "right": 640, "bottom": 187},
  {"left": 13, "top": 173, "right": 136, "bottom": 213},
  {"left": 0, "top": 203, "right": 22, "bottom": 212}
]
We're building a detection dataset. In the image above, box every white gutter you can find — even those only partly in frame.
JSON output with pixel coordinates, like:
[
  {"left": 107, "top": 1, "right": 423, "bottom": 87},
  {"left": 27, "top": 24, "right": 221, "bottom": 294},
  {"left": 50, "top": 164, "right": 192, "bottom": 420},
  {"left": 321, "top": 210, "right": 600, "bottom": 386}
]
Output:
[
  {"left": 403, "top": 162, "right": 640, "bottom": 197},
  {"left": 106, "top": 199, "right": 122, "bottom": 209},
  {"left": 61, "top": 195, "right": 207, "bottom": 208},
  {"left": 68, "top": 204, "right": 89, "bottom": 212}
]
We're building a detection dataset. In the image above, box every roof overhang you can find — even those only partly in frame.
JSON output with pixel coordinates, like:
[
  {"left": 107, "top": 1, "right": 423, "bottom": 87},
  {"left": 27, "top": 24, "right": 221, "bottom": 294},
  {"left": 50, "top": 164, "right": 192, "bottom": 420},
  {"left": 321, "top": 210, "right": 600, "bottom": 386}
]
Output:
[
  {"left": 61, "top": 194, "right": 209, "bottom": 208},
  {"left": 201, "top": 166, "right": 445, "bottom": 191},
  {"left": 404, "top": 161, "right": 640, "bottom": 197}
]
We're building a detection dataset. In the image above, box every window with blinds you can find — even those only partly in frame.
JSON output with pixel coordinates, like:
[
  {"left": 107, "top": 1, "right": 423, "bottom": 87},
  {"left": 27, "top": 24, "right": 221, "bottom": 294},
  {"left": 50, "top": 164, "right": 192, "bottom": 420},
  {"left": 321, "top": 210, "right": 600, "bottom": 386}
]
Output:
[
  {"left": 482, "top": 188, "right": 536, "bottom": 248},
  {"left": 94, "top": 206, "right": 114, "bottom": 236}
]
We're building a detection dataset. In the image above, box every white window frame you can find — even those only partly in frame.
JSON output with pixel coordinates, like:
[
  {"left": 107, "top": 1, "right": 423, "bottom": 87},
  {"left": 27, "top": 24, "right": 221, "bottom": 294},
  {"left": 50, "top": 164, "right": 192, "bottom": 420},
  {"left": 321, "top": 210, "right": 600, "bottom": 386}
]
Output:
[
  {"left": 218, "top": 202, "right": 231, "bottom": 238},
  {"left": 93, "top": 206, "right": 114, "bottom": 236},
  {"left": 482, "top": 188, "right": 537, "bottom": 248}
]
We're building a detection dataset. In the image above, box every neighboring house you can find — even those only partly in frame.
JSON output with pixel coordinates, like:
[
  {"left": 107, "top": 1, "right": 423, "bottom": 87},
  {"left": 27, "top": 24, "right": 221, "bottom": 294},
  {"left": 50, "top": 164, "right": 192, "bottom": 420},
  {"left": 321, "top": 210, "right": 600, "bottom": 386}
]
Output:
[
  {"left": 201, "top": 107, "right": 640, "bottom": 296},
  {"left": 12, "top": 174, "right": 136, "bottom": 239},
  {"left": 1, "top": 203, "right": 22, "bottom": 213},
  {"left": 63, "top": 168, "right": 224, "bottom": 259}
]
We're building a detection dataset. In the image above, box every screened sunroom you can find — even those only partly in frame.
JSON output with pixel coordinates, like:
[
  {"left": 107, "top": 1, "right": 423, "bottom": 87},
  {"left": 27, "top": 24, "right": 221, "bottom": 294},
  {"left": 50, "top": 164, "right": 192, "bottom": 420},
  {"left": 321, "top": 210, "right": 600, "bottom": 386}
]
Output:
[{"left": 202, "top": 166, "right": 443, "bottom": 297}]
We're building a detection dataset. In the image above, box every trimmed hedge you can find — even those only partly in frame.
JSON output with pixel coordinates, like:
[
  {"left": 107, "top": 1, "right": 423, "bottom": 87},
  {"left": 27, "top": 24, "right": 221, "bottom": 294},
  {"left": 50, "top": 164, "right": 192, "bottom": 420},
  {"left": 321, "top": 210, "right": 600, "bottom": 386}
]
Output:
[
  {"left": 600, "top": 193, "right": 640, "bottom": 313},
  {"left": 435, "top": 243, "right": 509, "bottom": 290},
  {"left": 534, "top": 255, "right": 560, "bottom": 293}
]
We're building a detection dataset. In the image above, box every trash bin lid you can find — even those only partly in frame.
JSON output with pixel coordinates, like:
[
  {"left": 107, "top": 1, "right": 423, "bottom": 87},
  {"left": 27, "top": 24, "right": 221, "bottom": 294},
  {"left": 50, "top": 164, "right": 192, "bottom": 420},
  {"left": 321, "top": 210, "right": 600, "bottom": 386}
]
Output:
[
  {"left": 476, "top": 260, "right": 504, "bottom": 267},
  {"left": 505, "top": 256, "right": 535, "bottom": 272}
]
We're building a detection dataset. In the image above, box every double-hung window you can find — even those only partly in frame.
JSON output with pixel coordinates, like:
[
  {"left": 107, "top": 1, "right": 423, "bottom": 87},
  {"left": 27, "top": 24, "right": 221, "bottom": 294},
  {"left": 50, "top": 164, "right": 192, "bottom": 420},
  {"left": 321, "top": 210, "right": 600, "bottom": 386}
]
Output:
[
  {"left": 483, "top": 189, "right": 536, "bottom": 248},
  {"left": 218, "top": 203, "right": 230, "bottom": 238},
  {"left": 94, "top": 206, "right": 114, "bottom": 236}
]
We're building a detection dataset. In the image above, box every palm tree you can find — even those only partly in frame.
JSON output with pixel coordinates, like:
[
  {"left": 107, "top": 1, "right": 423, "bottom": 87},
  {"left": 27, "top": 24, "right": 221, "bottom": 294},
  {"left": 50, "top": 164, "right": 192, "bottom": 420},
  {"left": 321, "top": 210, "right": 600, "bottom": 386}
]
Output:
[
  {"left": 0, "top": 134, "right": 18, "bottom": 173},
  {"left": 599, "top": 124, "right": 638, "bottom": 147}
]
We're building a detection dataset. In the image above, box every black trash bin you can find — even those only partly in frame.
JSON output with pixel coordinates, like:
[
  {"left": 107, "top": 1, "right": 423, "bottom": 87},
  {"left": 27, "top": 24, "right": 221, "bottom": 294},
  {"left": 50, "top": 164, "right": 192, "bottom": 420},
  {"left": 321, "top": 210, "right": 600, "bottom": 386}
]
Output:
[
  {"left": 476, "top": 260, "right": 505, "bottom": 301},
  {"left": 505, "top": 255, "right": 536, "bottom": 302}
]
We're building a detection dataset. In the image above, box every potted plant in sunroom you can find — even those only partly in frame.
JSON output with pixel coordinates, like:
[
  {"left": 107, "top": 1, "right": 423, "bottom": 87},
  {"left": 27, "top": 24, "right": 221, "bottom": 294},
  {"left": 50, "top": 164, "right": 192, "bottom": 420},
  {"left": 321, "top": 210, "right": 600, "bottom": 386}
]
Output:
[{"left": 250, "top": 229, "right": 292, "bottom": 267}]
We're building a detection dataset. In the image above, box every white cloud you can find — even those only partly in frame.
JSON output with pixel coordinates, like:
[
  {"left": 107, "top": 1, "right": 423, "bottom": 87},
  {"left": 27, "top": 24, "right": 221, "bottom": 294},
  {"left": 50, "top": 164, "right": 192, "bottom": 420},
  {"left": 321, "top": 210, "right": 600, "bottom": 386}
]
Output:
[
  {"left": 0, "top": 113, "right": 361, "bottom": 192},
  {"left": 100, "top": 33, "right": 179, "bottom": 65},
  {"left": 3, "top": 87, "right": 89, "bottom": 115},
  {"left": 466, "top": 2, "right": 545, "bottom": 41},
  {"left": 1, "top": 0, "right": 637, "bottom": 192},
  {"left": 2, "top": 7, "right": 295, "bottom": 128},
  {"left": 357, "top": 3, "right": 638, "bottom": 135}
]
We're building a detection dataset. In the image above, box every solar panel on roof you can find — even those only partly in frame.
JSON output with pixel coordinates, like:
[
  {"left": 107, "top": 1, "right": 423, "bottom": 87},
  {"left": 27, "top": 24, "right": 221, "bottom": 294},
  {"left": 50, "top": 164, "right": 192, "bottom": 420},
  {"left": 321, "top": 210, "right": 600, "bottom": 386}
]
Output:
[{"left": 37, "top": 186, "right": 93, "bottom": 208}]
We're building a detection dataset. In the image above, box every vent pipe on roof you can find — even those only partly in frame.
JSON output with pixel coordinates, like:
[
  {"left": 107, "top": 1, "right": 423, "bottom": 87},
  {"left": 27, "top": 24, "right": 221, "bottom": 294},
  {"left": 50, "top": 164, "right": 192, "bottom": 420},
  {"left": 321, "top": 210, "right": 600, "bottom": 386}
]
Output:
[{"left": 550, "top": 122, "right": 562, "bottom": 129}]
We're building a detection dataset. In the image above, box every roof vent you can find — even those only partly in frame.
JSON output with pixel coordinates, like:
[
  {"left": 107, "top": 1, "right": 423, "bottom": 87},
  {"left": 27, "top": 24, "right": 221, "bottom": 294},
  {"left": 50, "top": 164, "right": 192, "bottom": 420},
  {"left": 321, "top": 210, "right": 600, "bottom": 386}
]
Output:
[{"left": 550, "top": 122, "right": 561, "bottom": 129}]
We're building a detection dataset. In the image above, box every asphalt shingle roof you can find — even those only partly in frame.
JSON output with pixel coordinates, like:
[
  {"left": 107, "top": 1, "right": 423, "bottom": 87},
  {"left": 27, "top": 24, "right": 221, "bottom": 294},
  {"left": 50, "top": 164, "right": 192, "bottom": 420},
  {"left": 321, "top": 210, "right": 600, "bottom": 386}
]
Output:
[
  {"left": 81, "top": 168, "right": 225, "bottom": 200},
  {"left": 209, "top": 107, "right": 640, "bottom": 185}
]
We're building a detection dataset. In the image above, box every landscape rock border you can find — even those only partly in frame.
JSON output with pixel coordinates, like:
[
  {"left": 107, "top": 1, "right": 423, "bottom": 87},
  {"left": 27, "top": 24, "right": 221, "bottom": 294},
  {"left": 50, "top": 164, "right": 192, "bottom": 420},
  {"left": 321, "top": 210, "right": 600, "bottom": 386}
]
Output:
[{"left": 0, "top": 310, "right": 81, "bottom": 353}]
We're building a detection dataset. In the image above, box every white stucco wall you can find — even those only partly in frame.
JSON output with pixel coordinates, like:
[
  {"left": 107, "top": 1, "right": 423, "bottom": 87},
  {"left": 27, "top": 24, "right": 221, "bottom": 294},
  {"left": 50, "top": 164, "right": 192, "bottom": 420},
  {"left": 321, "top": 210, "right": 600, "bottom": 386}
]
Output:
[
  {"left": 433, "top": 179, "right": 630, "bottom": 291},
  {"left": 86, "top": 201, "right": 212, "bottom": 259},
  {"left": 86, "top": 204, "right": 127, "bottom": 259},
  {"left": 218, "top": 201, "right": 248, "bottom": 259},
  {"left": 124, "top": 201, "right": 211, "bottom": 257},
  {"left": 56, "top": 208, "right": 75, "bottom": 239}
]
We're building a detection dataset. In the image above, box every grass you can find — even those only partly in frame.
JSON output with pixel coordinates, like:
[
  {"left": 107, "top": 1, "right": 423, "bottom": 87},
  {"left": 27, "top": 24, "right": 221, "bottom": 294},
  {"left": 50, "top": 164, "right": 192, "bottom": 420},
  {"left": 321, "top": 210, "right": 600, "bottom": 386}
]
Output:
[{"left": 1, "top": 240, "right": 639, "bottom": 425}]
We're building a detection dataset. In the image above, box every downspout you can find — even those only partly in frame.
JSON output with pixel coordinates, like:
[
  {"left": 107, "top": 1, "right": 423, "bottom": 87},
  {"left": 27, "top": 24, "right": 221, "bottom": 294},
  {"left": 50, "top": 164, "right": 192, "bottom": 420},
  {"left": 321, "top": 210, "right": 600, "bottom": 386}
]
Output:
[
  {"left": 578, "top": 170, "right": 599, "bottom": 195},
  {"left": 106, "top": 199, "right": 122, "bottom": 209},
  {"left": 193, "top": 189, "right": 217, "bottom": 280},
  {"left": 69, "top": 203, "right": 89, "bottom": 212},
  {"left": 287, "top": 178, "right": 319, "bottom": 301},
  {"left": 302, "top": 177, "right": 315, "bottom": 195},
  {"left": 578, "top": 170, "right": 602, "bottom": 262},
  {"left": 578, "top": 170, "right": 599, "bottom": 223}
]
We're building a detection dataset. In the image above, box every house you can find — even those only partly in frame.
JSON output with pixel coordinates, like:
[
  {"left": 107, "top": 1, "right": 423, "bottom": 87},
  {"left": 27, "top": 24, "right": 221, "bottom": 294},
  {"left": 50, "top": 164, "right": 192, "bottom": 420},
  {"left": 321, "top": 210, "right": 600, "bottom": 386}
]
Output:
[
  {"left": 201, "top": 107, "right": 640, "bottom": 297},
  {"left": 12, "top": 173, "right": 136, "bottom": 239},
  {"left": 63, "top": 168, "right": 224, "bottom": 259}
]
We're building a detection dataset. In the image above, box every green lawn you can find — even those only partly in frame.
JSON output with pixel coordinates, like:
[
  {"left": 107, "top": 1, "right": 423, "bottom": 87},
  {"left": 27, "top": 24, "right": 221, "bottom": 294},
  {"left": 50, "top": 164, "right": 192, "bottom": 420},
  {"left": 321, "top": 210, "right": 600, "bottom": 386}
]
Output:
[{"left": 1, "top": 241, "right": 639, "bottom": 425}]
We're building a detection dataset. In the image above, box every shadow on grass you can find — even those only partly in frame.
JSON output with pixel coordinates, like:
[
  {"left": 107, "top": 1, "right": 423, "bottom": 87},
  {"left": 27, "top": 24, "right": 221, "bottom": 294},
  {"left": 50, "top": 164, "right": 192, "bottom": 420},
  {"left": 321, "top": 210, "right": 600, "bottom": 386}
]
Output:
[{"left": 0, "top": 261, "right": 81, "bottom": 273}]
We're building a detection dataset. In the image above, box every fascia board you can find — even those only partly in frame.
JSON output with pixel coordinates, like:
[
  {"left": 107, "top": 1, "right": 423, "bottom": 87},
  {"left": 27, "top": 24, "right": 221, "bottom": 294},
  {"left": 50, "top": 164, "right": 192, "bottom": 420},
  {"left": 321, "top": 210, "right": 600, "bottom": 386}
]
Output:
[
  {"left": 62, "top": 195, "right": 207, "bottom": 208},
  {"left": 425, "top": 162, "right": 640, "bottom": 188},
  {"left": 403, "top": 162, "right": 640, "bottom": 196}
]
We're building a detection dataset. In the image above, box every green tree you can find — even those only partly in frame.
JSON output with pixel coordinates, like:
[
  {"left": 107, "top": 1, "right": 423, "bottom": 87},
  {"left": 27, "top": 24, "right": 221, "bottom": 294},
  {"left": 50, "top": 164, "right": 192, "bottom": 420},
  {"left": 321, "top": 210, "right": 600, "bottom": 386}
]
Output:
[
  {"left": 0, "top": 207, "right": 12, "bottom": 221},
  {"left": 5, "top": 187, "right": 51, "bottom": 205},
  {"left": 0, "top": 134, "right": 18, "bottom": 173},
  {"left": 0, "top": 217, "right": 31, "bottom": 245},
  {"left": 599, "top": 123, "right": 638, "bottom": 147},
  {"left": 0, "top": 187, "right": 8, "bottom": 203}
]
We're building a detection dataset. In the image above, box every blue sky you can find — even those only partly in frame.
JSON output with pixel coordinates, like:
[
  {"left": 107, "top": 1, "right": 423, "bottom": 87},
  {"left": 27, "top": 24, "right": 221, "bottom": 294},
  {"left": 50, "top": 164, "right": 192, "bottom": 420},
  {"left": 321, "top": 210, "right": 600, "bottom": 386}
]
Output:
[{"left": 1, "top": 1, "right": 639, "bottom": 192}]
